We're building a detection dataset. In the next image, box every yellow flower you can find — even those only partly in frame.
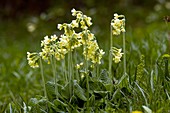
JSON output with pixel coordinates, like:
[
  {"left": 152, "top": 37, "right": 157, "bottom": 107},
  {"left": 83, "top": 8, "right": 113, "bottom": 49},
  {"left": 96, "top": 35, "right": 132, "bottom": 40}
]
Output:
[
  {"left": 57, "top": 24, "right": 63, "bottom": 30},
  {"left": 27, "top": 52, "right": 40, "bottom": 68},
  {"left": 131, "top": 111, "right": 143, "bottom": 113},
  {"left": 44, "top": 36, "right": 51, "bottom": 44},
  {"left": 71, "top": 8, "right": 77, "bottom": 16},
  {"left": 85, "top": 17, "right": 92, "bottom": 26},
  {"left": 112, "top": 47, "right": 123, "bottom": 63},
  {"left": 71, "top": 20, "right": 79, "bottom": 28},
  {"left": 75, "top": 62, "right": 83, "bottom": 69},
  {"left": 111, "top": 13, "right": 125, "bottom": 35},
  {"left": 51, "top": 35, "right": 58, "bottom": 41}
]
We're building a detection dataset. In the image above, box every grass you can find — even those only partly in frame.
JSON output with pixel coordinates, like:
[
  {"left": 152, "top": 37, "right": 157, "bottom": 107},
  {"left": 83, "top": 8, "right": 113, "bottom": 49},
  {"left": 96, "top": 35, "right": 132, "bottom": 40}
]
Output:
[{"left": 0, "top": 11, "right": 170, "bottom": 112}]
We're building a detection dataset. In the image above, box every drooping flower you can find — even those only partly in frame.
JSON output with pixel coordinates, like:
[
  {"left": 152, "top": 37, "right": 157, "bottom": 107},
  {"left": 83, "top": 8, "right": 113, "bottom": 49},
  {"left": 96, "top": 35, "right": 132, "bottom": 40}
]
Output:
[
  {"left": 111, "top": 13, "right": 125, "bottom": 35},
  {"left": 71, "top": 20, "right": 79, "bottom": 28},
  {"left": 71, "top": 8, "right": 77, "bottom": 16},
  {"left": 27, "top": 52, "right": 40, "bottom": 68},
  {"left": 112, "top": 47, "right": 123, "bottom": 63},
  {"left": 27, "top": 8, "right": 105, "bottom": 68},
  {"left": 75, "top": 62, "right": 83, "bottom": 69}
]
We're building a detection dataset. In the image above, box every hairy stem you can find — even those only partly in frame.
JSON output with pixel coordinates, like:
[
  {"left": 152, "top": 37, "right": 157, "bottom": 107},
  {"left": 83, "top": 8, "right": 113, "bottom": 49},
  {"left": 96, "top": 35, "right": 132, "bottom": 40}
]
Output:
[
  {"left": 123, "top": 32, "right": 126, "bottom": 75},
  {"left": 51, "top": 56, "right": 58, "bottom": 99},
  {"left": 109, "top": 22, "right": 113, "bottom": 79},
  {"left": 40, "top": 58, "right": 47, "bottom": 98}
]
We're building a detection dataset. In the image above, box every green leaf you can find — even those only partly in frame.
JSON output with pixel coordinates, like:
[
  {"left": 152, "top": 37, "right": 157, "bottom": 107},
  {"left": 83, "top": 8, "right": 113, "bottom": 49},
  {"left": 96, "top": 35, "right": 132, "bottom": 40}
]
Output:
[
  {"left": 53, "top": 99, "right": 68, "bottom": 107},
  {"left": 142, "top": 105, "right": 152, "bottom": 113},
  {"left": 103, "top": 83, "right": 114, "bottom": 92},
  {"left": 89, "top": 94, "right": 95, "bottom": 107},
  {"left": 74, "top": 82, "right": 87, "bottom": 101},
  {"left": 46, "top": 81, "right": 56, "bottom": 100},
  {"left": 89, "top": 81, "right": 106, "bottom": 92},
  {"left": 99, "top": 69, "right": 112, "bottom": 83},
  {"left": 61, "top": 83, "right": 70, "bottom": 99},
  {"left": 94, "top": 90, "right": 109, "bottom": 97},
  {"left": 29, "top": 98, "right": 39, "bottom": 105},
  {"left": 72, "top": 108, "right": 79, "bottom": 113},
  {"left": 53, "top": 99, "right": 68, "bottom": 112}
]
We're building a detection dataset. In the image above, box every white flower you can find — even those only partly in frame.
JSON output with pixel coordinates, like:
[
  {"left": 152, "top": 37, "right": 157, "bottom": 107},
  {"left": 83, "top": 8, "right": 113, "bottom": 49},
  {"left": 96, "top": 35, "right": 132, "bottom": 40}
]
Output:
[
  {"left": 71, "top": 8, "right": 77, "bottom": 16},
  {"left": 112, "top": 47, "right": 123, "bottom": 63},
  {"left": 44, "top": 36, "right": 51, "bottom": 44},
  {"left": 111, "top": 13, "right": 125, "bottom": 35},
  {"left": 86, "top": 17, "right": 92, "bottom": 26},
  {"left": 27, "top": 52, "right": 40, "bottom": 68},
  {"left": 113, "top": 56, "right": 121, "bottom": 63},
  {"left": 57, "top": 24, "right": 62, "bottom": 30},
  {"left": 114, "top": 13, "right": 119, "bottom": 19},
  {"left": 71, "top": 20, "right": 79, "bottom": 28},
  {"left": 75, "top": 62, "right": 83, "bottom": 69},
  {"left": 51, "top": 35, "right": 58, "bottom": 41}
]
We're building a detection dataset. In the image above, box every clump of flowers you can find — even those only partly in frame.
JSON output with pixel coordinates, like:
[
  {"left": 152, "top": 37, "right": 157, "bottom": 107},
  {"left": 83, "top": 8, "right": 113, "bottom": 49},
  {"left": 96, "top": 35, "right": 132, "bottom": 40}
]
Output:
[
  {"left": 27, "top": 52, "right": 40, "bottom": 68},
  {"left": 27, "top": 8, "right": 104, "bottom": 68},
  {"left": 111, "top": 13, "right": 125, "bottom": 35},
  {"left": 111, "top": 47, "right": 124, "bottom": 63}
]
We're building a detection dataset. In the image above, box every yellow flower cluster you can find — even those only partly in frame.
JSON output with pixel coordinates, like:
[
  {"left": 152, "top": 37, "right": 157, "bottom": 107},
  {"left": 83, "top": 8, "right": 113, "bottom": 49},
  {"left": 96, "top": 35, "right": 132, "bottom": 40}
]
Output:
[
  {"left": 111, "top": 47, "right": 123, "bottom": 63},
  {"left": 27, "top": 8, "right": 104, "bottom": 68},
  {"left": 40, "top": 35, "right": 67, "bottom": 63},
  {"left": 71, "top": 8, "right": 92, "bottom": 29},
  {"left": 27, "top": 52, "right": 40, "bottom": 68},
  {"left": 111, "top": 13, "right": 125, "bottom": 35}
]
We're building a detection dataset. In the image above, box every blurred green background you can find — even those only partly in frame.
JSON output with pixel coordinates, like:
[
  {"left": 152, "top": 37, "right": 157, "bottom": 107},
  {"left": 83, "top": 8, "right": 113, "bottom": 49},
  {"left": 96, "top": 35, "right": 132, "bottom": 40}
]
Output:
[{"left": 0, "top": 0, "right": 169, "bottom": 110}]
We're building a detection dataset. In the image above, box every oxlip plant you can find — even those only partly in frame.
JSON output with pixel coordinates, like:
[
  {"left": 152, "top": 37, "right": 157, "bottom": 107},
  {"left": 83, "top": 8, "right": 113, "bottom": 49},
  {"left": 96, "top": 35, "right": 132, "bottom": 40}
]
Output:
[
  {"left": 0, "top": 7, "right": 167, "bottom": 113},
  {"left": 27, "top": 8, "right": 108, "bottom": 112},
  {"left": 25, "top": 8, "right": 170, "bottom": 113},
  {"left": 109, "top": 13, "right": 125, "bottom": 81}
]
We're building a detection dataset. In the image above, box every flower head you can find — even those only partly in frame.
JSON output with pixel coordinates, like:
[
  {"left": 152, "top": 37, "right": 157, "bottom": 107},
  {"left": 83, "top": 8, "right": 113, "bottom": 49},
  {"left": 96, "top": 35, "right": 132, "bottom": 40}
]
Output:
[
  {"left": 71, "top": 8, "right": 77, "bottom": 16},
  {"left": 111, "top": 13, "right": 125, "bottom": 35},
  {"left": 112, "top": 47, "right": 123, "bottom": 63},
  {"left": 27, "top": 52, "right": 40, "bottom": 68},
  {"left": 75, "top": 62, "right": 83, "bottom": 69}
]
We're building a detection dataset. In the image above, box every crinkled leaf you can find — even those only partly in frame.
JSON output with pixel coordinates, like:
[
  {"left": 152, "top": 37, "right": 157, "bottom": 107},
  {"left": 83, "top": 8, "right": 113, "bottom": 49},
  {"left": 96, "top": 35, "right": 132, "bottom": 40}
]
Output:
[
  {"left": 99, "top": 69, "right": 112, "bottom": 83},
  {"left": 89, "top": 81, "right": 106, "bottom": 91},
  {"left": 53, "top": 99, "right": 68, "bottom": 112},
  {"left": 94, "top": 90, "right": 109, "bottom": 97},
  {"left": 46, "top": 81, "right": 56, "bottom": 100},
  {"left": 53, "top": 99, "right": 68, "bottom": 107},
  {"left": 89, "top": 94, "right": 95, "bottom": 107},
  {"left": 61, "top": 83, "right": 70, "bottom": 99},
  {"left": 74, "top": 82, "right": 87, "bottom": 101}
]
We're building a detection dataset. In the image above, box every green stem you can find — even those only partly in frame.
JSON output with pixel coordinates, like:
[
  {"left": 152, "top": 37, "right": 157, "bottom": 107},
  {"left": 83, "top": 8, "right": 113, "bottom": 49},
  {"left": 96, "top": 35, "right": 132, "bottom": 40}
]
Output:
[
  {"left": 40, "top": 58, "right": 47, "bottom": 98},
  {"left": 51, "top": 56, "right": 58, "bottom": 99},
  {"left": 68, "top": 50, "right": 72, "bottom": 98},
  {"left": 123, "top": 32, "right": 126, "bottom": 75},
  {"left": 109, "top": 22, "right": 113, "bottom": 79},
  {"left": 165, "top": 22, "right": 170, "bottom": 53},
  {"left": 97, "top": 64, "right": 99, "bottom": 78},
  {"left": 68, "top": 44, "right": 74, "bottom": 98},
  {"left": 70, "top": 49, "right": 74, "bottom": 81},
  {"left": 84, "top": 30, "right": 89, "bottom": 109},
  {"left": 74, "top": 51, "right": 79, "bottom": 81},
  {"left": 62, "top": 59, "right": 68, "bottom": 82}
]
